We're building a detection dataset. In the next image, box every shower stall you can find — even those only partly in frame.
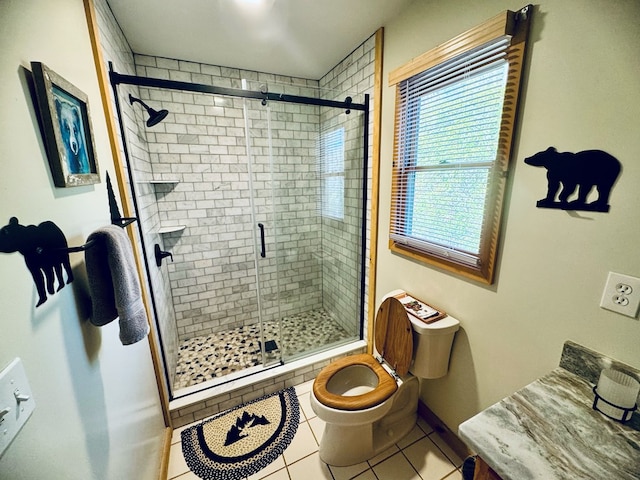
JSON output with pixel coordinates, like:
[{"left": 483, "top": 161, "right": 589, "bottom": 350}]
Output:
[{"left": 109, "top": 67, "right": 369, "bottom": 399}]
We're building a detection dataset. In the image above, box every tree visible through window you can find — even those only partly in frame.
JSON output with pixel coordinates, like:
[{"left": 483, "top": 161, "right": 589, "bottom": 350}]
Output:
[
  {"left": 405, "top": 61, "right": 508, "bottom": 254},
  {"left": 321, "top": 127, "right": 345, "bottom": 220},
  {"left": 389, "top": 7, "right": 532, "bottom": 283}
]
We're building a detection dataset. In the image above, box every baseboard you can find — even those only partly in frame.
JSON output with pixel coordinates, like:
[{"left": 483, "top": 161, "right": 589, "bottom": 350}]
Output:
[
  {"left": 158, "top": 426, "right": 173, "bottom": 480},
  {"left": 417, "top": 399, "right": 472, "bottom": 461}
]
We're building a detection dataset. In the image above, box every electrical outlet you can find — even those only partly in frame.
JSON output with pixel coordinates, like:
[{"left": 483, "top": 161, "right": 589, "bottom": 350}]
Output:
[{"left": 600, "top": 272, "right": 640, "bottom": 318}]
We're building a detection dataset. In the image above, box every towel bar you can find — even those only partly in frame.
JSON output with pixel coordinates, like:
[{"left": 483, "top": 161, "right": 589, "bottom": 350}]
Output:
[
  {"left": 0, "top": 173, "right": 139, "bottom": 306},
  {"left": 36, "top": 215, "right": 137, "bottom": 255},
  {"left": 0, "top": 213, "right": 137, "bottom": 307},
  {"left": 38, "top": 238, "right": 98, "bottom": 255}
]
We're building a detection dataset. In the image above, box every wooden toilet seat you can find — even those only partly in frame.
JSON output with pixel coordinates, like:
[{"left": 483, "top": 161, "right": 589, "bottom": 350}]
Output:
[
  {"left": 313, "top": 297, "right": 414, "bottom": 411},
  {"left": 312, "top": 353, "right": 397, "bottom": 410}
]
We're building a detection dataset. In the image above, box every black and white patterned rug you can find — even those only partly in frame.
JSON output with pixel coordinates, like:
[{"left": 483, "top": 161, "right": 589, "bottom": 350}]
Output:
[{"left": 181, "top": 387, "right": 300, "bottom": 479}]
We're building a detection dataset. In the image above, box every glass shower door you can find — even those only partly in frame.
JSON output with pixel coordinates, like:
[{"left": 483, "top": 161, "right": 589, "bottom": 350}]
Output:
[
  {"left": 265, "top": 100, "right": 326, "bottom": 362},
  {"left": 248, "top": 95, "right": 350, "bottom": 364},
  {"left": 244, "top": 87, "right": 364, "bottom": 368},
  {"left": 243, "top": 97, "right": 283, "bottom": 368}
]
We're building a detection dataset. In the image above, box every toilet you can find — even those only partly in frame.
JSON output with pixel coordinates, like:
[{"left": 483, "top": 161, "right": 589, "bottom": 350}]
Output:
[{"left": 310, "top": 290, "right": 460, "bottom": 466}]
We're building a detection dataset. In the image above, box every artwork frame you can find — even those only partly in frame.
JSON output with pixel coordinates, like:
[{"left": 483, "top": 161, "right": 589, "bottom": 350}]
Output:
[{"left": 31, "top": 62, "right": 100, "bottom": 188}]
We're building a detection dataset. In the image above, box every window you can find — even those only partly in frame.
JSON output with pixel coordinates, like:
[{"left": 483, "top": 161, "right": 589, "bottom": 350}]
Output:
[
  {"left": 389, "top": 7, "right": 531, "bottom": 283},
  {"left": 320, "top": 127, "right": 345, "bottom": 219}
]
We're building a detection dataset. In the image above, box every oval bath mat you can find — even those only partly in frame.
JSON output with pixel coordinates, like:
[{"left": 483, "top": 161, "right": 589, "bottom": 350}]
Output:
[{"left": 181, "top": 387, "right": 300, "bottom": 479}]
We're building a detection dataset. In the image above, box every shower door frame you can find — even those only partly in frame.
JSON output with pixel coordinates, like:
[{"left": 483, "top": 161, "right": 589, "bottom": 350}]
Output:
[{"left": 109, "top": 65, "right": 370, "bottom": 400}]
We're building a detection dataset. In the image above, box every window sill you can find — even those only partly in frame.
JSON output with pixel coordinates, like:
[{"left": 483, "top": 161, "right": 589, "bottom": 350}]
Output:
[{"left": 389, "top": 241, "right": 493, "bottom": 285}]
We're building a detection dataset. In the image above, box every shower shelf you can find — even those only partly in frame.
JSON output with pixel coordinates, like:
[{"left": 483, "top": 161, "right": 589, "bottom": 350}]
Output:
[{"left": 157, "top": 225, "right": 186, "bottom": 234}]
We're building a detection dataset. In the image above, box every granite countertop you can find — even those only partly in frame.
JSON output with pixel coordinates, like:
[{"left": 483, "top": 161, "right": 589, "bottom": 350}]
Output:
[{"left": 458, "top": 342, "right": 640, "bottom": 480}]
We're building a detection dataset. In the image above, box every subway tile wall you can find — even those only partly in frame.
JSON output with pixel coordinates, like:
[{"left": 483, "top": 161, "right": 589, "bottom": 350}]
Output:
[{"left": 319, "top": 35, "right": 376, "bottom": 336}]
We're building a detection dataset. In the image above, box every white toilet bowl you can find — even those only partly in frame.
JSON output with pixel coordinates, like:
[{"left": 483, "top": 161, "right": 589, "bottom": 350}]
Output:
[
  {"left": 311, "top": 362, "right": 396, "bottom": 425},
  {"left": 310, "top": 369, "right": 418, "bottom": 466}
]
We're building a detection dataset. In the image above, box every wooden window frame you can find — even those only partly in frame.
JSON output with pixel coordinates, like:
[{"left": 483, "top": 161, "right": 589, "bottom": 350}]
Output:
[{"left": 388, "top": 6, "right": 532, "bottom": 284}]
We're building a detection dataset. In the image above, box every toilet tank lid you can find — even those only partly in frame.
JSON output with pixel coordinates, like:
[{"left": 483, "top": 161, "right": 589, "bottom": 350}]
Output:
[
  {"left": 381, "top": 289, "right": 460, "bottom": 336},
  {"left": 408, "top": 313, "right": 460, "bottom": 335}
]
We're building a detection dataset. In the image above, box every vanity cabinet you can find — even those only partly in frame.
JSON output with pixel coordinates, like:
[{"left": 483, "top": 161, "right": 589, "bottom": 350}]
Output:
[{"left": 473, "top": 457, "right": 502, "bottom": 480}]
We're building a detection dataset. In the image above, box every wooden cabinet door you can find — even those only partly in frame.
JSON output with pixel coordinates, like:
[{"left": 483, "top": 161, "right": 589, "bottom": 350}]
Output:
[{"left": 474, "top": 456, "right": 502, "bottom": 480}]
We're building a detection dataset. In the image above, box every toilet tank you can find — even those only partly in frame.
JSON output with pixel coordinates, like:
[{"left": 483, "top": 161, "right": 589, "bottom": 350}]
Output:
[
  {"left": 379, "top": 290, "right": 460, "bottom": 379},
  {"left": 408, "top": 314, "right": 460, "bottom": 379}
]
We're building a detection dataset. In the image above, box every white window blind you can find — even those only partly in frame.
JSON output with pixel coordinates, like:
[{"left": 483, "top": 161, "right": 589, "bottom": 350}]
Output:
[
  {"left": 320, "top": 127, "right": 345, "bottom": 219},
  {"left": 390, "top": 37, "right": 510, "bottom": 268}
]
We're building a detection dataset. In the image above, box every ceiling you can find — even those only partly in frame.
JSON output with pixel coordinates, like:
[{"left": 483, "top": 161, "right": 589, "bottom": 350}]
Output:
[{"left": 106, "top": 0, "right": 412, "bottom": 79}]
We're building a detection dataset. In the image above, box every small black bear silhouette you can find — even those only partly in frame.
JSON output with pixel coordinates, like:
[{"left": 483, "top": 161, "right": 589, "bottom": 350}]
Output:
[
  {"left": 524, "top": 147, "right": 621, "bottom": 212},
  {"left": 0, "top": 217, "right": 74, "bottom": 307}
]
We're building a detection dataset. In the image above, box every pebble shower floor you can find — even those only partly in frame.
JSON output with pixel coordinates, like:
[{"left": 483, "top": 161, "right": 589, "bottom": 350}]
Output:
[{"left": 174, "top": 309, "right": 352, "bottom": 390}]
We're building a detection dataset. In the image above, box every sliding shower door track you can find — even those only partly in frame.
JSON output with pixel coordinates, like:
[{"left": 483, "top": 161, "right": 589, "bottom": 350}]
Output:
[{"left": 109, "top": 65, "right": 367, "bottom": 112}]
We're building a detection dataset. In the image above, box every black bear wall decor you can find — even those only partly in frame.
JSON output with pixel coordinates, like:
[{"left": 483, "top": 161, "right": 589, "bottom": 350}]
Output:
[
  {"left": 524, "top": 147, "right": 621, "bottom": 212},
  {"left": 0, "top": 217, "right": 74, "bottom": 306}
]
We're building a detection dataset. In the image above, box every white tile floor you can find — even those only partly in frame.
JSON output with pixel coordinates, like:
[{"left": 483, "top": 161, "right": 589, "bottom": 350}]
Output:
[{"left": 168, "top": 380, "right": 464, "bottom": 480}]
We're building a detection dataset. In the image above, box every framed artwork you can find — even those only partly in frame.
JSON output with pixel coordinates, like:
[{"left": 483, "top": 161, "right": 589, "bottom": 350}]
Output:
[{"left": 31, "top": 61, "right": 100, "bottom": 187}]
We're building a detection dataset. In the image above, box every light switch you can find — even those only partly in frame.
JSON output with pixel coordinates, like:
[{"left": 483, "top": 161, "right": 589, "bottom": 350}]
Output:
[{"left": 0, "top": 358, "right": 35, "bottom": 458}]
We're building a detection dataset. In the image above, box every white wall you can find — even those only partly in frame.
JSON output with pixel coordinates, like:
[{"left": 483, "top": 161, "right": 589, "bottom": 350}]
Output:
[
  {"left": 377, "top": 0, "right": 640, "bottom": 430},
  {"left": 0, "top": 1, "right": 165, "bottom": 478}
]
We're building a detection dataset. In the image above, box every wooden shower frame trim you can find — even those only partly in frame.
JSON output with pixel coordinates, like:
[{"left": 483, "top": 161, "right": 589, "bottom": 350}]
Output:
[
  {"left": 82, "top": 0, "right": 173, "bottom": 474},
  {"left": 366, "top": 28, "right": 384, "bottom": 354}
]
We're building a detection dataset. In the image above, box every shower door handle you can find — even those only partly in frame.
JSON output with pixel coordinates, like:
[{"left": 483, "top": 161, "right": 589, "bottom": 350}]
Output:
[{"left": 258, "top": 223, "right": 266, "bottom": 258}]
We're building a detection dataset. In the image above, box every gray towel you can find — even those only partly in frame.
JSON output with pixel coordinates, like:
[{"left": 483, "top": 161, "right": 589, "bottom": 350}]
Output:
[{"left": 85, "top": 225, "right": 149, "bottom": 345}]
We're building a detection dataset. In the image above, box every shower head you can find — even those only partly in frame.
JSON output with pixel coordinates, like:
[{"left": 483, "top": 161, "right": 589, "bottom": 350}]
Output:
[{"left": 128, "top": 94, "right": 169, "bottom": 127}]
